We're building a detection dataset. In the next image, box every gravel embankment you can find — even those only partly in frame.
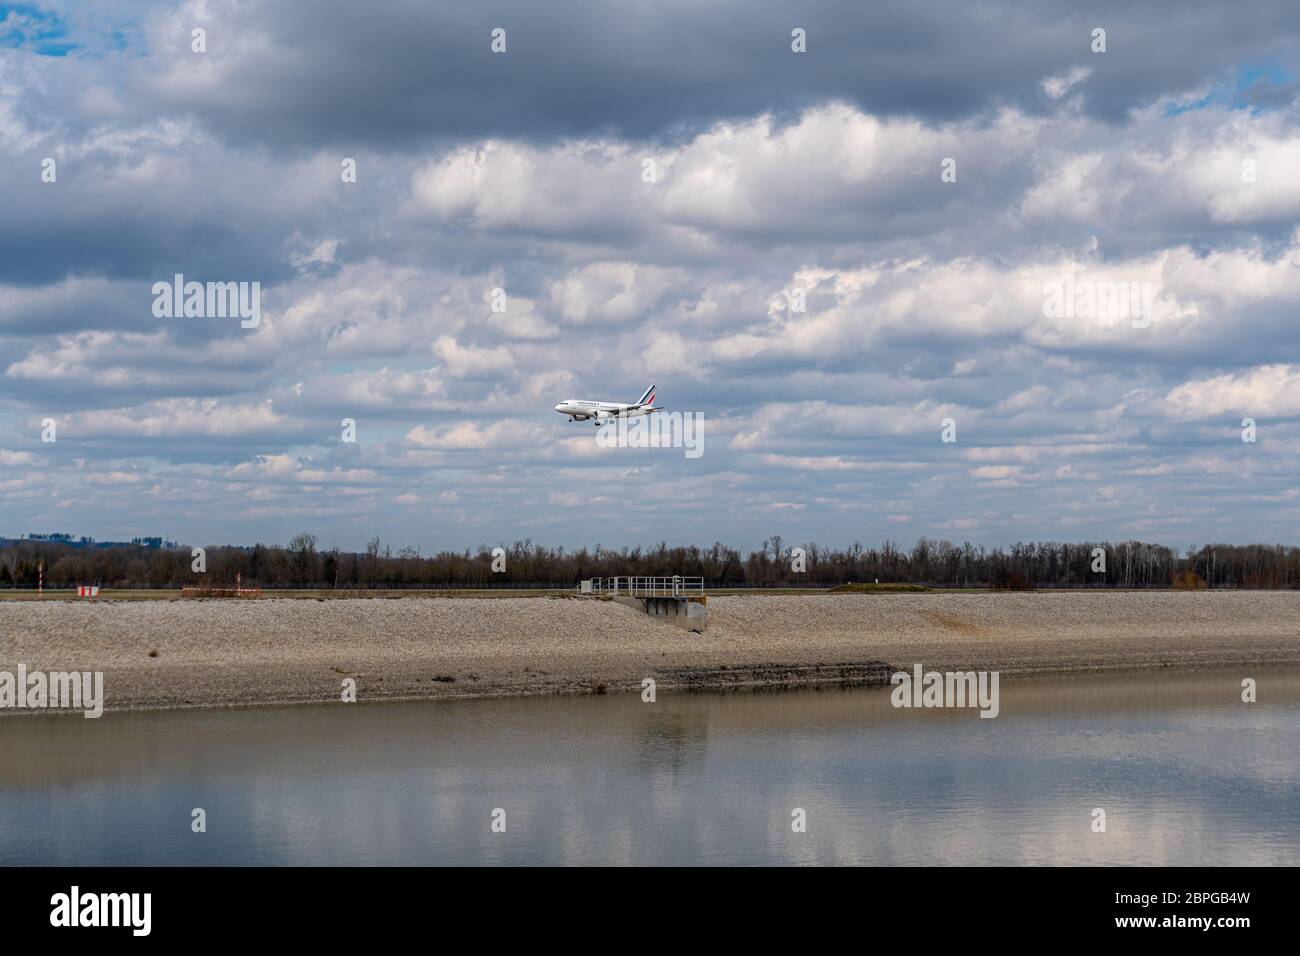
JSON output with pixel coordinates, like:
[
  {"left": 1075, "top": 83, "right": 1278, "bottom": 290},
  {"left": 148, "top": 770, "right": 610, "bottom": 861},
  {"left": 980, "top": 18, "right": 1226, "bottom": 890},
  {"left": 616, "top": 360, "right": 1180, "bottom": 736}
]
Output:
[{"left": 1, "top": 591, "right": 1298, "bottom": 712}]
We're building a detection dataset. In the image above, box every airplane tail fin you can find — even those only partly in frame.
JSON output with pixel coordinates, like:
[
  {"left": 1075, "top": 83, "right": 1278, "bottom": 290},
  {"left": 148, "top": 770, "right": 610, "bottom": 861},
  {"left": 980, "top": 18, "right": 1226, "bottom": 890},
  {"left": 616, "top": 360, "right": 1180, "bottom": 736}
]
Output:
[{"left": 637, "top": 384, "right": 656, "bottom": 407}]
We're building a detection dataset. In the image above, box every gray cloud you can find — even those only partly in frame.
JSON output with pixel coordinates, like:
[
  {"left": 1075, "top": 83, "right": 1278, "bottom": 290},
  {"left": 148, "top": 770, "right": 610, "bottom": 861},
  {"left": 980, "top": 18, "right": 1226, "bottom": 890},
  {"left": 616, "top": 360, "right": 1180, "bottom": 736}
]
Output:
[
  {"left": 133, "top": 0, "right": 1300, "bottom": 146},
  {"left": 1, "top": 0, "right": 1299, "bottom": 550}
]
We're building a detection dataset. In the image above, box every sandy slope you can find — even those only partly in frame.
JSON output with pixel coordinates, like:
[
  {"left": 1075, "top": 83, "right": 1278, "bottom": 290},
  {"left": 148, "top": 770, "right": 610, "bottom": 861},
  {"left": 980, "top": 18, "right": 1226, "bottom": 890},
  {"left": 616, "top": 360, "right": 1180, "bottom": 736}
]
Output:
[{"left": 1, "top": 591, "right": 1298, "bottom": 712}]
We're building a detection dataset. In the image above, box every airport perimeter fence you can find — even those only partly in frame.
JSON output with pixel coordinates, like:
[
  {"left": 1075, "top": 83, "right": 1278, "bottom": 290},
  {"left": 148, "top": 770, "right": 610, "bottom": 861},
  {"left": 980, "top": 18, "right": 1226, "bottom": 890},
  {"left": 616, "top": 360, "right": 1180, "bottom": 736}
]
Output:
[
  {"left": 2, "top": 581, "right": 1275, "bottom": 592},
  {"left": 0, "top": 581, "right": 576, "bottom": 591}
]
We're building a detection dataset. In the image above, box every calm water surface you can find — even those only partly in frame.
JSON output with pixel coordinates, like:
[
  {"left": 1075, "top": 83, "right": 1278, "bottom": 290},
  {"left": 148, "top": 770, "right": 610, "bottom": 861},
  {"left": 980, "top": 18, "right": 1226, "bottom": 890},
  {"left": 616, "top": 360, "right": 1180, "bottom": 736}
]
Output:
[{"left": 2, "top": 667, "right": 1298, "bottom": 865}]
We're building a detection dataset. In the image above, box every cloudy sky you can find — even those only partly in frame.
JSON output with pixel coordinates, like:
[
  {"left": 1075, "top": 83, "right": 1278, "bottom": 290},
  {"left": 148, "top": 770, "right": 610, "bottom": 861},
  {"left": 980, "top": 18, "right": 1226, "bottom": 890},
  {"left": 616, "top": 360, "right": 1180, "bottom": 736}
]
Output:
[{"left": 2, "top": 0, "right": 1299, "bottom": 553}]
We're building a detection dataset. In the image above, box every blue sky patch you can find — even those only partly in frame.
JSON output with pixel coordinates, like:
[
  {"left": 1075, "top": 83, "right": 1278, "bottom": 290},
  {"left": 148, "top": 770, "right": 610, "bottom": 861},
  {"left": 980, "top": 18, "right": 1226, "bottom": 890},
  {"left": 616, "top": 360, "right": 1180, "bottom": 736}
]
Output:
[
  {"left": 1165, "top": 60, "right": 1299, "bottom": 116},
  {"left": 0, "top": 3, "right": 77, "bottom": 56}
]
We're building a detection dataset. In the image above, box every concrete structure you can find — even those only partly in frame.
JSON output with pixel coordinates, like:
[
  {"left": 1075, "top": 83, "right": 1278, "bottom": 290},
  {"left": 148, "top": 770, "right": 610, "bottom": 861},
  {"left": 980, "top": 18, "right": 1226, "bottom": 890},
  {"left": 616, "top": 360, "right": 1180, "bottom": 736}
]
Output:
[
  {"left": 612, "top": 594, "right": 708, "bottom": 631},
  {"left": 580, "top": 576, "right": 708, "bottom": 632}
]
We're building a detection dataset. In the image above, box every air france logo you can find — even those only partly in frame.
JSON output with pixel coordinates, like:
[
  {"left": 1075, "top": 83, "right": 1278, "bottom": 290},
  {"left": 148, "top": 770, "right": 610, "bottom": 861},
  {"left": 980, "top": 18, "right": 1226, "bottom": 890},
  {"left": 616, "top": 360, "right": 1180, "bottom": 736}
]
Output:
[{"left": 50, "top": 886, "right": 151, "bottom": 936}]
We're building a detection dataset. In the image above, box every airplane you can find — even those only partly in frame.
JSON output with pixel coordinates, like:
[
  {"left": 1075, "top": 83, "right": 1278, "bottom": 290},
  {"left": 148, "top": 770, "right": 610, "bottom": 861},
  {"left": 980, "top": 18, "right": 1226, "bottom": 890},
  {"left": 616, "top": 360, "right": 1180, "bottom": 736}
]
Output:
[{"left": 554, "top": 385, "right": 665, "bottom": 424}]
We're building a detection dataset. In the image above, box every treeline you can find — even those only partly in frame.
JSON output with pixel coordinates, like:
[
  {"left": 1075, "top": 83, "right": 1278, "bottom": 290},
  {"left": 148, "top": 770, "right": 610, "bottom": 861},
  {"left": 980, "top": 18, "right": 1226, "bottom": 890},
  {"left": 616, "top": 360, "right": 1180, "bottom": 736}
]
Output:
[{"left": 3, "top": 534, "right": 1300, "bottom": 590}]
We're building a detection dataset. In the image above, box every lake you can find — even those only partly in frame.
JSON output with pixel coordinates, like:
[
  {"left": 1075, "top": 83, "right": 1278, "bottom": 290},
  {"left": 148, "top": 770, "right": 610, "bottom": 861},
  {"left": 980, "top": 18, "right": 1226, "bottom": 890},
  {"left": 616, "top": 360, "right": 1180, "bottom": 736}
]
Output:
[{"left": 2, "top": 667, "right": 1298, "bottom": 865}]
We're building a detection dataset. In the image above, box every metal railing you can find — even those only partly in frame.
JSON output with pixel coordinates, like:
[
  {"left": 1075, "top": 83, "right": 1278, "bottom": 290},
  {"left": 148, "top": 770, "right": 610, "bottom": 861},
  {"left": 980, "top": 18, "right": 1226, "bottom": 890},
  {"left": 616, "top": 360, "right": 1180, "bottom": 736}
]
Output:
[{"left": 581, "top": 576, "right": 704, "bottom": 597}]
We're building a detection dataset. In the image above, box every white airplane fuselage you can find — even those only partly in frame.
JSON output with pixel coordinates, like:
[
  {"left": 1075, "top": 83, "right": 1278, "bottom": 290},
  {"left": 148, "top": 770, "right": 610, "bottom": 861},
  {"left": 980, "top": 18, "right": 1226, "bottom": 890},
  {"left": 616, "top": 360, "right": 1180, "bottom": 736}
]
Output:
[
  {"left": 555, "top": 386, "right": 663, "bottom": 424},
  {"left": 553, "top": 399, "right": 652, "bottom": 422}
]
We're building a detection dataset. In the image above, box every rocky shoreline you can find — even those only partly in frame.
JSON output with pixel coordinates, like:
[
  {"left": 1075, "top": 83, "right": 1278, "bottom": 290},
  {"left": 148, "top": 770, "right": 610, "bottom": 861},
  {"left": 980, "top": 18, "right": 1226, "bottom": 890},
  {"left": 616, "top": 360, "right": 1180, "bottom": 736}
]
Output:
[{"left": 1, "top": 591, "right": 1298, "bottom": 713}]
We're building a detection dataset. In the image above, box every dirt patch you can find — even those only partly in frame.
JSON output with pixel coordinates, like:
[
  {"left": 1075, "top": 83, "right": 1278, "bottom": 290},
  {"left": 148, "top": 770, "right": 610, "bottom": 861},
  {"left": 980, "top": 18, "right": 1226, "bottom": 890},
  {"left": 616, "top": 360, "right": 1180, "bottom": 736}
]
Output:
[{"left": 918, "top": 609, "right": 987, "bottom": 636}]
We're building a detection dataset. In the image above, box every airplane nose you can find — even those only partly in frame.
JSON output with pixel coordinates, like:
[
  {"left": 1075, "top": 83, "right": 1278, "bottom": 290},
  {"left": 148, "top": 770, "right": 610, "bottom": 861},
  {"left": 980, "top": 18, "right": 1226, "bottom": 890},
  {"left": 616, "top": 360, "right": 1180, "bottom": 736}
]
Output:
[{"left": 554, "top": 403, "right": 564, "bottom": 412}]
